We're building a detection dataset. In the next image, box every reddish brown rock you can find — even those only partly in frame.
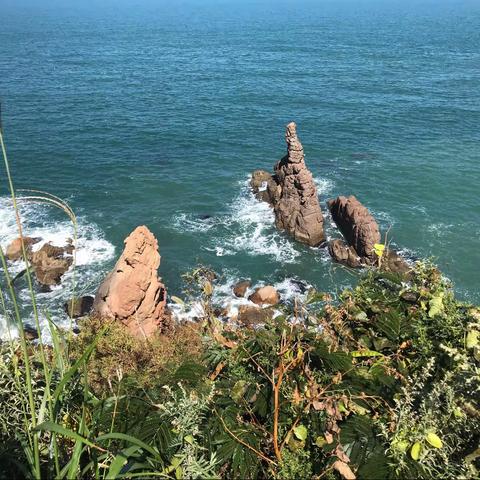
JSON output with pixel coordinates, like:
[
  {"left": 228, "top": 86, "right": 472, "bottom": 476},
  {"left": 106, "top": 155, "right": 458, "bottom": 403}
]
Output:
[
  {"left": 248, "top": 285, "right": 280, "bottom": 306},
  {"left": 328, "top": 195, "right": 380, "bottom": 262},
  {"left": 250, "top": 170, "right": 279, "bottom": 205},
  {"left": 237, "top": 305, "right": 273, "bottom": 327},
  {"left": 383, "top": 249, "right": 412, "bottom": 277},
  {"left": 5, "top": 236, "right": 41, "bottom": 261},
  {"left": 232, "top": 280, "right": 251, "bottom": 298},
  {"left": 93, "top": 226, "right": 171, "bottom": 338},
  {"left": 30, "top": 243, "right": 74, "bottom": 287},
  {"left": 328, "top": 239, "right": 362, "bottom": 268},
  {"left": 273, "top": 122, "right": 325, "bottom": 246}
]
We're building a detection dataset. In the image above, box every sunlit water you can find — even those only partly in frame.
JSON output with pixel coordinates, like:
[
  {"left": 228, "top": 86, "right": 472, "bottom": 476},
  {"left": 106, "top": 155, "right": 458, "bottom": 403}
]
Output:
[{"left": 0, "top": 1, "right": 479, "bottom": 337}]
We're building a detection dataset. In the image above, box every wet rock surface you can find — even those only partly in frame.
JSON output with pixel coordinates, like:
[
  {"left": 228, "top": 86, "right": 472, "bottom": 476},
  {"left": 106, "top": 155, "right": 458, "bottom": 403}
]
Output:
[
  {"left": 5, "top": 237, "right": 41, "bottom": 261},
  {"left": 248, "top": 285, "right": 280, "bottom": 306},
  {"left": 232, "top": 280, "right": 251, "bottom": 298},
  {"left": 328, "top": 239, "right": 362, "bottom": 268}
]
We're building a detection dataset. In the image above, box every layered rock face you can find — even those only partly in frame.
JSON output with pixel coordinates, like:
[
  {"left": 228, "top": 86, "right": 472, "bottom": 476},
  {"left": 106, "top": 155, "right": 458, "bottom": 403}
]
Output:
[
  {"left": 328, "top": 195, "right": 380, "bottom": 262},
  {"left": 251, "top": 122, "right": 325, "bottom": 246},
  {"left": 93, "top": 226, "right": 171, "bottom": 338},
  {"left": 273, "top": 123, "right": 325, "bottom": 246}
]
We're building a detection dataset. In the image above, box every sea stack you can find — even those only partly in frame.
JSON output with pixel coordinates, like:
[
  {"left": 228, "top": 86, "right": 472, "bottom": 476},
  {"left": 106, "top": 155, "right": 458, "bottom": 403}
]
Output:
[
  {"left": 251, "top": 122, "right": 325, "bottom": 246},
  {"left": 93, "top": 226, "right": 171, "bottom": 338},
  {"left": 273, "top": 122, "right": 325, "bottom": 246}
]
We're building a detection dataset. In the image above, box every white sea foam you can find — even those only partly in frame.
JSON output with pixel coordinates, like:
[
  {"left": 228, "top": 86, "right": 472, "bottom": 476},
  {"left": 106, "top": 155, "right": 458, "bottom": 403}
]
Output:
[
  {"left": 210, "top": 178, "right": 301, "bottom": 263},
  {"left": 314, "top": 177, "right": 335, "bottom": 196},
  {"left": 169, "top": 273, "right": 312, "bottom": 323},
  {"left": 172, "top": 212, "right": 216, "bottom": 233},
  {"left": 0, "top": 196, "right": 115, "bottom": 340}
]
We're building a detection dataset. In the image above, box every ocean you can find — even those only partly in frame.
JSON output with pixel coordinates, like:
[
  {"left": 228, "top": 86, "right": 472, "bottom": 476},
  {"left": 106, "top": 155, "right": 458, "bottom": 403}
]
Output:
[{"left": 1, "top": 0, "right": 479, "bottom": 337}]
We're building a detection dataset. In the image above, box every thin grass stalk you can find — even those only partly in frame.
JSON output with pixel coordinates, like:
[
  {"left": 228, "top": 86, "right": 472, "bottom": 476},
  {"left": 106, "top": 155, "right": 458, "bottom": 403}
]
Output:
[
  {"left": 0, "top": 129, "right": 63, "bottom": 477},
  {"left": 0, "top": 245, "right": 40, "bottom": 478}
]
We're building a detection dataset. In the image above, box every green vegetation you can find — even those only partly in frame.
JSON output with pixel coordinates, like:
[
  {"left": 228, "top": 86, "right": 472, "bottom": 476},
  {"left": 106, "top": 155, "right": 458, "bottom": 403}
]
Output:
[
  {"left": 0, "top": 129, "right": 479, "bottom": 479},
  {"left": 1, "top": 262, "right": 479, "bottom": 479}
]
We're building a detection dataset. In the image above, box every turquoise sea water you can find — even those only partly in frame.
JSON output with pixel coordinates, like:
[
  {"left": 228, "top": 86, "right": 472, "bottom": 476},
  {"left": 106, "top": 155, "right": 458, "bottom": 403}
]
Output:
[{"left": 1, "top": 1, "right": 479, "bottom": 334}]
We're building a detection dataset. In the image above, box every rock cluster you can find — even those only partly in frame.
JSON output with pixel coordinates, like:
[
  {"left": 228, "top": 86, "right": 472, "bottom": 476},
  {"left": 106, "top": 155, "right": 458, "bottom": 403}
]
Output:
[
  {"left": 93, "top": 226, "right": 171, "bottom": 338},
  {"left": 328, "top": 195, "right": 410, "bottom": 275},
  {"left": 251, "top": 122, "right": 325, "bottom": 247},
  {"left": 5, "top": 236, "right": 74, "bottom": 288}
]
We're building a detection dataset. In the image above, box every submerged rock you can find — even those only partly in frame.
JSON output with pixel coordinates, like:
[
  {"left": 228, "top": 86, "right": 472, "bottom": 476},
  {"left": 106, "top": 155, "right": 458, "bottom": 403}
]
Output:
[
  {"left": 5, "top": 236, "right": 41, "bottom": 261},
  {"left": 328, "top": 195, "right": 380, "bottom": 262},
  {"left": 232, "top": 280, "right": 251, "bottom": 298},
  {"left": 248, "top": 285, "right": 280, "bottom": 306},
  {"left": 64, "top": 296, "right": 94, "bottom": 318},
  {"left": 273, "top": 122, "right": 325, "bottom": 246},
  {"left": 93, "top": 226, "right": 171, "bottom": 338}
]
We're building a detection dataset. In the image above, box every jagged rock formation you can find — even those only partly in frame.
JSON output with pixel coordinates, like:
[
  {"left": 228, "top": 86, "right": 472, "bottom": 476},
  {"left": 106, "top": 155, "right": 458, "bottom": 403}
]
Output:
[
  {"left": 93, "top": 226, "right": 171, "bottom": 338},
  {"left": 31, "top": 243, "right": 74, "bottom": 287},
  {"left": 251, "top": 122, "right": 325, "bottom": 246},
  {"left": 328, "top": 195, "right": 380, "bottom": 262},
  {"left": 250, "top": 170, "right": 279, "bottom": 205},
  {"left": 5, "top": 236, "right": 74, "bottom": 288},
  {"left": 328, "top": 195, "right": 411, "bottom": 275},
  {"left": 274, "top": 123, "right": 325, "bottom": 246}
]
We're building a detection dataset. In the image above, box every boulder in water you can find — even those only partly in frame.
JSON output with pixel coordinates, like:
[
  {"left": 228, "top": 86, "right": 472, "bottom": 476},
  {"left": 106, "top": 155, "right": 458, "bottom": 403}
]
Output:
[
  {"left": 238, "top": 305, "right": 273, "bottom": 327},
  {"left": 328, "top": 195, "right": 380, "bottom": 262},
  {"left": 233, "top": 280, "right": 251, "bottom": 298},
  {"left": 5, "top": 236, "right": 41, "bottom": 261},
  {"left": 30, "top": 243, "right": 74, "bottom": 287},
  {"left": 93, "top": 226, "right": 172, "bottom": 338},
  {"left": 248, "top": 285, "right": 280, "bottom": 306},
  {"left": 328, "top": 239, "right": 362, "bottom": 268}
]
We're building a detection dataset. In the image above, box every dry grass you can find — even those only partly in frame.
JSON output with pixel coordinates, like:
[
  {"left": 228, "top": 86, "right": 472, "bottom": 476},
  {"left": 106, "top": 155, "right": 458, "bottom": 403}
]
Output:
[{"left": 72, "top": 316, "right": 206, "bottom": 392}]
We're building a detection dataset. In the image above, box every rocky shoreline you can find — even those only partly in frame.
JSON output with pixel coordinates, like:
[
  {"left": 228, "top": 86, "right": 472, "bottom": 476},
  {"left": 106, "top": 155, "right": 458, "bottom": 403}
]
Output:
[{"left": 4, "top": 121, "right": 414, "bottom": 340}]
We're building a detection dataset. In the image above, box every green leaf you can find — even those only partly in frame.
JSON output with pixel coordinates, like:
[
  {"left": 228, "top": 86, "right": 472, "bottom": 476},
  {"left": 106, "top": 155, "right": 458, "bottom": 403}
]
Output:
[
  {"left": 351, "top": 349, "right": 383, "bottom": 358},
  {"left": 34, "top": 421, "right": 98, "bottom": 450},
  {"left": 106, "top": 445, "right": 141, "bottom": 479},
  {"left": 293, "top": 424, "right": 308, "bottom": 441},
  {"left": 373, "top": 243, "right": 385, "bottom": 258},
  {"left": 428, "top": 292, "right": 444, "bottom": 318},
  {"left": 426, "top": 432, "right": 443, "bottom": 449},
  {"left": 466, "top": 330, "right": 479, "bottom": 349},
  {"left": 96, "top": 432, "right": 161, "bottom": 460},
  {"left": 410, "top": 442, "right": 422, "bottom": 460}
]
